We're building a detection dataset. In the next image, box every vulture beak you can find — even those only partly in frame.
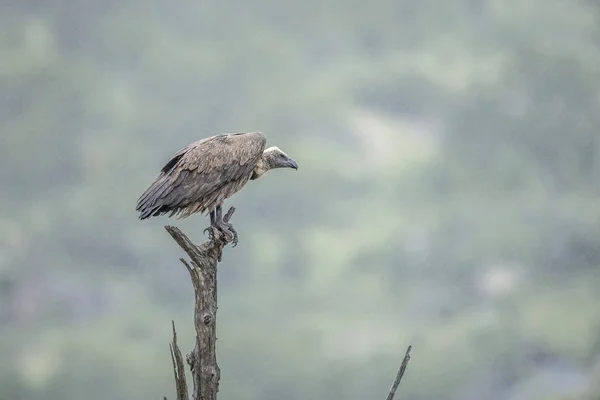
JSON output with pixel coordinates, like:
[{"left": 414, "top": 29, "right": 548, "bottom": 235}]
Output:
[{"left": 287, "top": 157, "right": 298, "bottom": 170}]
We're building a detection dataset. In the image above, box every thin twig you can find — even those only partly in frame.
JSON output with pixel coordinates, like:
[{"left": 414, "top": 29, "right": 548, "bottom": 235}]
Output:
[
  {"left": 170, "top": 320, "right": 189, "bottom": 400},
  {"left": 223, "top": 206, "right": 235, "bottom": 222},
  {"left": 385, "top": 345, "right": 412, "bottom": 400}
]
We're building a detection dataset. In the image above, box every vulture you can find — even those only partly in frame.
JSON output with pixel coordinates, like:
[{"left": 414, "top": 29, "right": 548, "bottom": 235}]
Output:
[{"left": 135, "top": 132, "right": 298, "bottom": 244}]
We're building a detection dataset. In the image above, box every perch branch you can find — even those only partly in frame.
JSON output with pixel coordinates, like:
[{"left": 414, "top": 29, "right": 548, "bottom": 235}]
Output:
[
  {"left": 385, "top": 345, "right": 412, "bottom": 400},
  {"left": 164, "top": 206, "right": 237, "bottom": 400}
]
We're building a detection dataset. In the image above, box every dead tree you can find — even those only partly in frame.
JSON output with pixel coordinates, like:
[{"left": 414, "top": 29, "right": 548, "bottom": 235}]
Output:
[
  {"left": 163, "top": 207, "right": 412, "bottom": 400},
  {"left": 163, "top": 206, "right": 237, "bottom": 400}
]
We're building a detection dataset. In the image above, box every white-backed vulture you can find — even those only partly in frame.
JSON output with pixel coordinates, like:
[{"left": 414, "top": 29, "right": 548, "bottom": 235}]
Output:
[{"left": 135, "top": 132, "right": 298, "bottom": 243}]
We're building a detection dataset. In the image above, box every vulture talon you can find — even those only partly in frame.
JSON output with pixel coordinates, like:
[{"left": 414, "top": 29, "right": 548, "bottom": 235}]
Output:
[
  {"left": 222, "top": 222, "right": 238, "bottom": 247},
  {"left": 213, "top": 222, "right": 235, "bottom": 245},
  {"left": 204, "top": 226, "right": 217, "bottom": 241}
]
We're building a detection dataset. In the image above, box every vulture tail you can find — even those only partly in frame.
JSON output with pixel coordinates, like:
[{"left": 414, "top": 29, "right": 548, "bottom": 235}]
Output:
[
  {"left": 136, "top": 150, "right": 190, "bottom": 219},
  {"left": 135, "top": 174, "right": 172, "bottom": 219}
]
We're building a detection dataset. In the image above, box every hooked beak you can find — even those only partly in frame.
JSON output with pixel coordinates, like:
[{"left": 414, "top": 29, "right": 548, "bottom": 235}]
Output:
[{"left": 287, "top": 157, "right": 298, "bottom": 170}]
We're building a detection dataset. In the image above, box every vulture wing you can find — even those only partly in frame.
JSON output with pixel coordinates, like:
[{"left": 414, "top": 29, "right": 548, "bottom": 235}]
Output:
[{"left": 136, "top": 132, "right": 266, "bottom": 219}]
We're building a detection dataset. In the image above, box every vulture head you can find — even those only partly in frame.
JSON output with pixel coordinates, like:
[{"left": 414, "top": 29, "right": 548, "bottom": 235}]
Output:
[{"left": 251, "top": 146, "right": 298, "bottom": 180}]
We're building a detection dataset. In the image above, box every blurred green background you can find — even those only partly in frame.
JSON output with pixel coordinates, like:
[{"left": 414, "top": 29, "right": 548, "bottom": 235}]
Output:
[{"left": 2, "top": 0, "right": 600, "bottom": 399}]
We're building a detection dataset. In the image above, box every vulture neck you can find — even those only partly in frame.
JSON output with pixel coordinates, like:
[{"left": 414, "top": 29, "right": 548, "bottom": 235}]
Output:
[{"left": 251, "top": 157, "right": 270, "bottom": 180}]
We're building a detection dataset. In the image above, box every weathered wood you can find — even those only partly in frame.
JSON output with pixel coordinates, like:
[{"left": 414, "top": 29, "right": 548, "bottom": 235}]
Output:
[
  {"left": 385, "top": 345, "right": 412, "bottom": 400},
  {"left": 164, "top": 206, "right": 236, "bottom": 400},
  {"left": 170, "top": 321, "right": 189, "bottom": 400}
]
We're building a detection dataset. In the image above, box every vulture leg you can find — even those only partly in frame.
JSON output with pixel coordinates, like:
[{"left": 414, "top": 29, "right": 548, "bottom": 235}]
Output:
[
  {"left": 215, "top": 204, "right": 223, "bottom": 224},
  {"left": 216, "top": 204, "right": 238, "bottom": 247},
  {"left": 210, "top": 209, "right": 217, "bottom": 226},
  {"left": 203, "top": 209, "right": 218, "bottom": 240}
]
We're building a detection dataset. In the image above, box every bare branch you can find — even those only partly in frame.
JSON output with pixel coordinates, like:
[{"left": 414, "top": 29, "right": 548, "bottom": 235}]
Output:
[
  {"left": 223, "top": 206, "right": 235, "bottom": 223},
  {"left": 170, "top": 320, "right": 189, "bottom": 400},
  {"left": 385, "top": 345, "right": 412, "bottom": 400}
]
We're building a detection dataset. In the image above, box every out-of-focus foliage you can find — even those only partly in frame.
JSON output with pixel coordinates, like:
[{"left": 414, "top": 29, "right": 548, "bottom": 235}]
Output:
[{"left": 1, "top": 1, "right": 600, "bottom": 399}]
